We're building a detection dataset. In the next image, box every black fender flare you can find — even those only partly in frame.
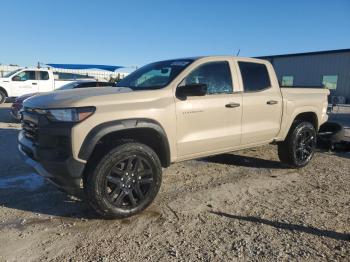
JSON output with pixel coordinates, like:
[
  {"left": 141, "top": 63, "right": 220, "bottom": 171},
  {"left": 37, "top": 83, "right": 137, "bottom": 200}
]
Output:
[{"left": 78, "top": 118, "right": 171, "bottom": 166}]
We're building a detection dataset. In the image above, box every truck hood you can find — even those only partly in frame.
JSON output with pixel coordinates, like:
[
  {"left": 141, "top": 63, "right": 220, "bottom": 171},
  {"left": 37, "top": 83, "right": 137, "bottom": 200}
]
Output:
[
  {"left": 24, "top": 86, "right": 134, "bottom": 109},
  {"left": 0, "top": 77, "right": 9, "bottom": 82}
]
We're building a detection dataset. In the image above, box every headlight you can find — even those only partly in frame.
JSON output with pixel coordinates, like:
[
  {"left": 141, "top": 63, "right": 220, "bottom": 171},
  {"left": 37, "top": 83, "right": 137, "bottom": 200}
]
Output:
[{"left": 45, "top": 107, "right": 95, "bottom": 122}]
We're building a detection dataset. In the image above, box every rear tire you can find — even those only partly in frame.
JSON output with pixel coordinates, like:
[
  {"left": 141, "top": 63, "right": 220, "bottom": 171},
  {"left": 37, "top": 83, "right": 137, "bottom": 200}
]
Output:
[
  {"left": 278, "top": 121, "right": 317, "bottom": 168},
  {"left": 0, "top": 90, "right": 6, "bottom": 104},
  {"left": 85, "top": 142, "right": 162, "bottom": 219}
]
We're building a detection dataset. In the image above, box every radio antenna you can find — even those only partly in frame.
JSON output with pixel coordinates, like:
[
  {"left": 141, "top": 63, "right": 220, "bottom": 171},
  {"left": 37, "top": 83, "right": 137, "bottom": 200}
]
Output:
[{"left": 236, "top": 49, "right": 241, "bottom": 56}]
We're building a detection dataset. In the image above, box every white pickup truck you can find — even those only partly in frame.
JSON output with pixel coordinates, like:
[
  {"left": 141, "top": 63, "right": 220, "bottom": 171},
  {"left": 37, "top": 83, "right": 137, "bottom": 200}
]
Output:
[{"left": 0, "top": 68, "right": 76, "bottom": 103}]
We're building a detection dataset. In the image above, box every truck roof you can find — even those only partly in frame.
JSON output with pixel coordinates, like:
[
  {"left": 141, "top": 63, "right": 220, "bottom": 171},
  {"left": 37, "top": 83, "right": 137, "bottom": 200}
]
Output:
[
  {"left": 157, "top": 56, "right": 268, "bottom": 64},
  {"left": 14, "top": 67, "right": 53, "bottom": 71}
]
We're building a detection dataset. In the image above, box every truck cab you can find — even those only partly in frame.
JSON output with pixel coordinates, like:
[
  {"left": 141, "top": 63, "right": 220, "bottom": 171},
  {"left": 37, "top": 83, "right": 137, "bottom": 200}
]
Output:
[{"left": 0, "top": 68, "right": 73, "bottom": 103}]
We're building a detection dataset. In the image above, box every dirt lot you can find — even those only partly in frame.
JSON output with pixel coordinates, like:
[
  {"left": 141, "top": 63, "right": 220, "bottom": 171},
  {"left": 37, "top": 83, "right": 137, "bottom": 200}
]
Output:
[{"left": 0, "top": 103, "right": 349, "bottom": 261}]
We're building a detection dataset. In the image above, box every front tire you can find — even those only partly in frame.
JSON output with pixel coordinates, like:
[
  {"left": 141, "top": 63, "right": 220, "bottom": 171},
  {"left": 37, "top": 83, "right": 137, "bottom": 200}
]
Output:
[
  {"left": 278, "top": 121, "right": 317, "bottom": 168},
  {"left": 85, "top": 142, "right": 162, "bottom": 219},
  {"left": 0, "top": 90, "right": 6, "bottom": 104}
]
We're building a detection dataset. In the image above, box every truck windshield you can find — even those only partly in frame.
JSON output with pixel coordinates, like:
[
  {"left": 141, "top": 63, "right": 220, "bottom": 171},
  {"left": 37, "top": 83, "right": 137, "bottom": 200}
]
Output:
[
  {"left": 3, "top": 69, "right": 22, "bottom": 78},
  {"left": 116, "top": 59, "right": 194, "bottom": 90}
]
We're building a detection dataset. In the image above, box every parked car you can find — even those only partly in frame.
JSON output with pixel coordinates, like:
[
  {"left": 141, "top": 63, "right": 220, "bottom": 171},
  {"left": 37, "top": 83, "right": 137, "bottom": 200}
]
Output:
[
  {"left": 0, "top": 67, "right": 93, "bottom": 104},
  {"left": 19, "top": 56, "right": 329, "bottom": 219},
  {"left": 10, "top": 80, "right": 114, "bottom": 120}
]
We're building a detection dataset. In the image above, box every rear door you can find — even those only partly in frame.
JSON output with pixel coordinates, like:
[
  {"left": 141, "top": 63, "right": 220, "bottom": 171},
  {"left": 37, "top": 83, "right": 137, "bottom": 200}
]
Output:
[
  {"left": 238, "top": 60, "right": 282, "bottom": 145},
  {"left": 37, "top": 71, "right": 54, "bottom": 92},
  {"left": 12, "top": 70, "right": 38, "bottom": 96},
  {"left": 175, "top": 60, "right": 242, "bottom": 158}
]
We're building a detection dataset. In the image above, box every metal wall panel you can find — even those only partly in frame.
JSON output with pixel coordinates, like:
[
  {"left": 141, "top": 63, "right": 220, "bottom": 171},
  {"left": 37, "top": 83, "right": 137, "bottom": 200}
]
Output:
[{"left": 263, "top": 51, "right": 350, "bottom": 102}]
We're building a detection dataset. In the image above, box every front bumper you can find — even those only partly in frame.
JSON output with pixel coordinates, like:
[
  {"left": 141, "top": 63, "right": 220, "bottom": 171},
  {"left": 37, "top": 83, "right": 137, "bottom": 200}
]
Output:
[
  {"left": 18, "top": 144, "right": 82, "bottom": 196},
  {"left": 18, "top": 115, "right": 86, "bottom": 196}
]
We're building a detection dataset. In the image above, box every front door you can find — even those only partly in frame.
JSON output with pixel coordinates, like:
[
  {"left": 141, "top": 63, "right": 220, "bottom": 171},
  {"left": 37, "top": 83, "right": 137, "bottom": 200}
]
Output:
[
  {"left": 176, "top": 61, "right": 242, "bottom": 158},
  {"left": 12, "top": 70, "right": 38, "bottom": 96}
]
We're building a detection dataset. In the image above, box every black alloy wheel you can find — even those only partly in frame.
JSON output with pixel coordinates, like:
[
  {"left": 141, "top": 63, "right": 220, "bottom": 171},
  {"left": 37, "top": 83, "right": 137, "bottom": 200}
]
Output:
[
  {"left": 278, "top": 121, "right": 317, "bottom": 168},
  {"left": 294, "top": 127, "right": 316, "bottom": 165},
  {"left": 105, "top": 155, "right": 154, "bottom": 208},
  {"left": 85, "top": 142, "right": 162, "bottom": 219}
]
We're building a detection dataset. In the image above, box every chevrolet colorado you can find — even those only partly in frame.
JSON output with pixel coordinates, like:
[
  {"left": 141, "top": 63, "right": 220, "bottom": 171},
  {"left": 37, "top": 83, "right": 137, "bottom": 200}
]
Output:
[{"left": 19, "top": 56, "right": 329, "bottom": 218}]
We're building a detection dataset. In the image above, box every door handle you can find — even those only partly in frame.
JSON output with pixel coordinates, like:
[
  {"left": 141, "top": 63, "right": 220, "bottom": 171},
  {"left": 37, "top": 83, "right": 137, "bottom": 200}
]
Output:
[
  {"left": 267, "top": 100, "right": 278, "bottom": 105},
  {"left": 225, "top": 103, "right": 240, "bottom": 108},
  {"left": 32, "top": 83, "right": 37, "bottom": 85}
]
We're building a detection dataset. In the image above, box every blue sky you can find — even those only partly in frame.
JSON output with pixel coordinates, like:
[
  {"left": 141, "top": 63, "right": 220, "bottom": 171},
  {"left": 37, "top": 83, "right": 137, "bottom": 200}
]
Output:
[{"left": 0, "top": 0, "right": 349, "bottom": 68}]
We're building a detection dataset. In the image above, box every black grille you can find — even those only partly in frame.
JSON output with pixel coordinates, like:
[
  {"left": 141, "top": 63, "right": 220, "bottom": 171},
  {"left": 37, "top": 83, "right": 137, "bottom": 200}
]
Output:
[
  {"left": 22, "top": 120, "right": 38, "bottom": 141},
  {"left": 22, "top": 108, "right": 39, "bottom": 142}
]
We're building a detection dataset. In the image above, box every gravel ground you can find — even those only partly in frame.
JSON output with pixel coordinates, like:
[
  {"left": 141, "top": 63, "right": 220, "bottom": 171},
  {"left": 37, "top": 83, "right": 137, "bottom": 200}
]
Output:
[{"left": 0, "top": 102, "right": 349, "bottom": 261}]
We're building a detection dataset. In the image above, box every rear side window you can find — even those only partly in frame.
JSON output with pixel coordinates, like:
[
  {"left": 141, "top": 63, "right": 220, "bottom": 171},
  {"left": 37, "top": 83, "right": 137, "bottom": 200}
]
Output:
[
  {"left": 39, "top": 71, "right": 49, "bottom": 80},
  {"left": 238, "top": 62, "right": 271, "bottom": 92},
  {"left": 181, "top": 61, "right": 233, "bottom": 94}
]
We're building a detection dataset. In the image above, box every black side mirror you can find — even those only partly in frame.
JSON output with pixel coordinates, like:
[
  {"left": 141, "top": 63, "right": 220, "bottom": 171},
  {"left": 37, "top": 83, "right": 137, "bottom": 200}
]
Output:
[
  {"left": 12, "top": 76, "right": 22, "bottom": 81},
  {"left": 176, "top": 83, "right": 207, "bottom": 99}
]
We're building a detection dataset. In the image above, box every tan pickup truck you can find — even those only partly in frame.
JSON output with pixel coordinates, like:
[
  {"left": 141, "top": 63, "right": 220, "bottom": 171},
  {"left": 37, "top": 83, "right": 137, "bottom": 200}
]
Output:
[{"left": 19, "top": 56, "right": 329, "bottom": 218}]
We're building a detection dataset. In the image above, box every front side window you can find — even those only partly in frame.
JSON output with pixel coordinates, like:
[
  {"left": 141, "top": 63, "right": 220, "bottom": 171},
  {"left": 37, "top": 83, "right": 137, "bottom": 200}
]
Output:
[
  {"left": 116, "top": 59, "right": 194, "bottom": 90},
  {"left": 322, "top": 75, "right": 338, "bottom": 90},
  {"left": 281, "top": 75, "right": 294, "bottom": 86},
  {"left": 180, "top": 61, "right": 233, "bottom": 94},
  {"left": 239, "top": 62, "right": 271, "bottom": 92},
  {"left": 39, "top": 71, "right": 49, "bottom": 80},
  {"left": 14, "top": 71, "right": 36, "bottom": 81}
]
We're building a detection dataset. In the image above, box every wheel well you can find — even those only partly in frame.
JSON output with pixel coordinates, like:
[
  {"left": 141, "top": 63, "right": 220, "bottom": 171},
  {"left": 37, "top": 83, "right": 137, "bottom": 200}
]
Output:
[
  {"left": 294, "top": 112, "right": 318, "bottom": 130},
  {"left": 0, "top": 87, "right": 8, "bottom": 97},
  {"left": 87, "top": 128, "right": 170, "bottom": 168}
]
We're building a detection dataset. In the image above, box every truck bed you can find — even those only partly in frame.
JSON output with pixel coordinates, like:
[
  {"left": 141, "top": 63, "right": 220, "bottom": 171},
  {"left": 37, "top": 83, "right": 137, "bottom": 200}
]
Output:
[{"left": 276, "top": 87, "right": 329, "bottom": 140}]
